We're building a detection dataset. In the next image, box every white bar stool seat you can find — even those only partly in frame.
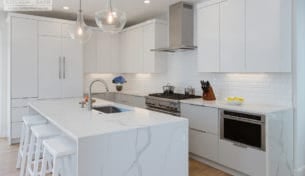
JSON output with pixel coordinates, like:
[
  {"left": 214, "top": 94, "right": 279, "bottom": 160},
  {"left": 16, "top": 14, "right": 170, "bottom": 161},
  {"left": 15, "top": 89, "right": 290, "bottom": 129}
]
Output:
[
  {"left": 40, "top": 136, "right": 76, "bottom": 176},
  {"left": 25, "top": 124, "right": 61, "bottom": 176},
  {"left": 17, "top": 115, "right": 48, "bottom": 175}
]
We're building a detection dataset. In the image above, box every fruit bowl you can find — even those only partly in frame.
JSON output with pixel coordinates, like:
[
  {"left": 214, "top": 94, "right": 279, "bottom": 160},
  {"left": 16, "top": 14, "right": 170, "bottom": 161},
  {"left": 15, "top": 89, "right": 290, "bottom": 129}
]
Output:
[{"left": 225, "top": 96, "right": 245, "bottom": 105}]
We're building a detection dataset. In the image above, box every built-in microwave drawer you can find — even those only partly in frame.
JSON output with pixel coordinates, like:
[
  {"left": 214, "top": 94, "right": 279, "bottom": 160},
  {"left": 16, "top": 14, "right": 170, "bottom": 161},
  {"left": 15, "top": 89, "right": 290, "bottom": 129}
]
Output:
[{"left": 220, "top": 110, "right": 265, "bottom": 151}]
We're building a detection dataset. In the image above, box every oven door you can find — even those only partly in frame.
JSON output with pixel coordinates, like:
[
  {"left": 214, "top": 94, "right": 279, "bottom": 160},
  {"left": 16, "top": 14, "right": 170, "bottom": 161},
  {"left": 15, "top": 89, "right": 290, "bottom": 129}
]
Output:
[{"left": 220, "top": 116, "right": 265, "bottom": 151}]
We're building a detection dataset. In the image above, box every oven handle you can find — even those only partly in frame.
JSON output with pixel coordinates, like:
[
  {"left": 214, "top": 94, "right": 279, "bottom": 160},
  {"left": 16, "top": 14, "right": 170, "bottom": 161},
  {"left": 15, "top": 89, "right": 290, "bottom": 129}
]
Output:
[
  {"left": 233, "top": 142, "right": 248, "bottom": 149},
  {"left": 146, "top": 106, "right": 180, "bottom": 116},
  {"left": 223, "top": 115, "right": 265, "bottom": 125}
]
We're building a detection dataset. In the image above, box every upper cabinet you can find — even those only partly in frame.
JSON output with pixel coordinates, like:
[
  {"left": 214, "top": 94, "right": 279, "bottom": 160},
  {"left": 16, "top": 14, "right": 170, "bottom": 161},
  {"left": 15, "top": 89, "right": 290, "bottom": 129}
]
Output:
[
  {"left": 245, "top": 0, "right": 291, "bottom": 72},
  {"left": 197, "top": 0, "right": 291, "bottom": 73},
  {"left": 197, "top": 1, "right": 220, "bottom": 72},
  {"left": 84, "top": 31, "right": 120, "bottom": 73},
  {"left": 10, "top": 17, "right": 38, "bottom": 98},
  {"left": 120, "top": 20, "right": 168, "bottom": 73},
  {"left": 84, "top": 19, "right": 167, "bottom": 74}
]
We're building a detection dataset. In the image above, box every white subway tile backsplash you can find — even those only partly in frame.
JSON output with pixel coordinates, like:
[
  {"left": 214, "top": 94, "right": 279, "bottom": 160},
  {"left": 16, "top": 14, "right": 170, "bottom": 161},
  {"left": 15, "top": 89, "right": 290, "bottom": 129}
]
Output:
[{"left": 84, "top": 52, "right": 292, "bottom": 106}]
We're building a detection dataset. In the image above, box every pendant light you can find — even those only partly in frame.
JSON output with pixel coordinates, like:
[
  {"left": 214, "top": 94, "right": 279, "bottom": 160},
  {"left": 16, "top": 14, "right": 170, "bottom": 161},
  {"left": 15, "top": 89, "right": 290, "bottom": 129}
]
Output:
[
  {"left": 70, "top": 0, "right": 92, "bottom": 43},
  {"left": 95, "top": 0, "right": 127, "bottom": 33}
]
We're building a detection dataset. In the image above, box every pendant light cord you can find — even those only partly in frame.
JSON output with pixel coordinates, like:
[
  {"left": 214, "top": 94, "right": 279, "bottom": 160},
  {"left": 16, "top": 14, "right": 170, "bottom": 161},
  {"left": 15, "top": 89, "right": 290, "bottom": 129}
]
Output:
[{"left": 108, "top": 0, "right": 113, "bottom": 12}]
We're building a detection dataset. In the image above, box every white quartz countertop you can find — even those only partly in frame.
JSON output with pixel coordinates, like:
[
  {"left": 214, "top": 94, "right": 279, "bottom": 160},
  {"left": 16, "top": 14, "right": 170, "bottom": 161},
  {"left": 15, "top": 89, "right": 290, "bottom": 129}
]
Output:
[
  {"left": 29, "top": 98, "right": 187, "bottom": 140},
  {"left": 180, "top": 98, "right": 292, "bottom": 114}
]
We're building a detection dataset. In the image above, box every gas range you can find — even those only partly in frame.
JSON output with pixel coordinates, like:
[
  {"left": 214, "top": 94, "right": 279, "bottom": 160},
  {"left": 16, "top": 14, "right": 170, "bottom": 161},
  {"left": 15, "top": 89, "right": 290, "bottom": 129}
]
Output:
[{"left": 145, "top": 93, "right": 201, "bottom": 116}]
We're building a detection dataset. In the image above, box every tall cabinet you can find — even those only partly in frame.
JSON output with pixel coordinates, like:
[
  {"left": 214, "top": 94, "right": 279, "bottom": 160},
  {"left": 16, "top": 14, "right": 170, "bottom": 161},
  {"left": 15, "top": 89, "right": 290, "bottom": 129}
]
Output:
[
  {"left": 7, "top": 14, "right": 83, "bottom": 144},
  {"left": 38, "top": 21, "right": 82, "bottom": 99}
]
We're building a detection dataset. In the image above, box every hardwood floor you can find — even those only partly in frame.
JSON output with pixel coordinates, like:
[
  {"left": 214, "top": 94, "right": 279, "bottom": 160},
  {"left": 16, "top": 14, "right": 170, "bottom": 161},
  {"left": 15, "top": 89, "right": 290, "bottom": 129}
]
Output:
[{"left": 0, "top": 138, "right": 230, "bottom": 176}]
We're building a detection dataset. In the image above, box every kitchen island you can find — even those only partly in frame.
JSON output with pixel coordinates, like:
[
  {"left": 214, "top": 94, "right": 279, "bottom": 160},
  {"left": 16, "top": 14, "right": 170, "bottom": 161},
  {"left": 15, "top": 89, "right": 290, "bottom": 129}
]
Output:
[{"left": 29, "top": 98, "right": 188, "bottom": 176}]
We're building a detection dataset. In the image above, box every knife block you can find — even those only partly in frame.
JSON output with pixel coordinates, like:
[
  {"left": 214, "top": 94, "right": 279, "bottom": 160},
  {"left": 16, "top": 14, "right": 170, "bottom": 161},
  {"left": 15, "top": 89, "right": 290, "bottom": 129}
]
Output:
[{"left": 203, "top": 87, "right": 216, "bottom": 101}]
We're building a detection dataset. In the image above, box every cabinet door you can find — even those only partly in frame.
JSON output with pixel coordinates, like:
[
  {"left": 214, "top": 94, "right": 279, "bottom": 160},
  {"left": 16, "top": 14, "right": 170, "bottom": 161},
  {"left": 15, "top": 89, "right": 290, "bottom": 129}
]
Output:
[
  {"left": 197, "top": 3, "right": 220, "bottom": 72},
  {"left": 38, "top": 36, "right": 62, "bottom": 99},
  {"left": 62, "top": 38, "right": 83, "bottom": 98},
  {"left": 181, "top": 104, "right": 219, "bottom": 134},
  {"left": 97, "top": 33, "right": 119, "bottom": 73},
  {"left": 220, "top": 0, "right": 245, "bottom": 72},
  {"left": 84, "top": 31, "right": 98, "bottom": 73},
  {"left": 11, "top": 17, "right": 38, "bottom": 98},
  {"left": 246, "top": 0, "right": 291, "bottom": 72},
  {"left": 39, "top": 21, "right": 61, "bottom": 37},
  {"left": 129, "top": 27, "right": 144, "bottom": 73},
  {"left": 143, "top": 23, "right": 155, "bottom": 73},
  {"left": 189, "top": 129, "right": 218, "bottom": 162},
  {"left": 119, "top": 31, "right": 130, "bottom": 73},
  {"left": 219, "top": 139, "right": 266, "bottom": 176}
]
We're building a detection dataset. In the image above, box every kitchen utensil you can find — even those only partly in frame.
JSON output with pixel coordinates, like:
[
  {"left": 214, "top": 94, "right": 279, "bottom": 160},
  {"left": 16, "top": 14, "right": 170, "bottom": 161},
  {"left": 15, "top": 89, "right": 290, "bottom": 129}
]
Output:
[
  {"left": 185, "top": 86, "right": 195, "bottom": 96},
  {"left": 163, "top": 83, "right": 175, "bottom": 95}
]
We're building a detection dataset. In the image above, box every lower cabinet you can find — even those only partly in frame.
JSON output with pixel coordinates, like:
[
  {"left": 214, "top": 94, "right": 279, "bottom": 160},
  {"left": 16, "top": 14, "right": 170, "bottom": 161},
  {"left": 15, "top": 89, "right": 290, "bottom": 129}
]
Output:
[
  {"left": 10, "top": 98, "right": 37, "bottom": 144},
  {"left": 219, "top": 139, "right": 266, "bottom": 176},
  {"left": 189, "top": 129, "right": 218, "bottom": 162}
]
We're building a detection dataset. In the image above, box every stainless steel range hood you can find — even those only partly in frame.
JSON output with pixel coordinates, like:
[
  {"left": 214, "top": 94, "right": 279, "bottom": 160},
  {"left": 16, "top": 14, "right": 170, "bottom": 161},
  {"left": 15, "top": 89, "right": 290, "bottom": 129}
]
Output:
[{"left": 152, "top": 1, "right": 197, "bottom": 53}]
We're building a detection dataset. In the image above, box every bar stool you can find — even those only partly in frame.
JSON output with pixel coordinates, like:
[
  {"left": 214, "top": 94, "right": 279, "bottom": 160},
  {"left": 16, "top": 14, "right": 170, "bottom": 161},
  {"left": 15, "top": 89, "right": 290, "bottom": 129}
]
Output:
[
  {"left": 16, "top": 115, "right": 48, "bottom": 174},
  {"left": 40, "top": 136, "right": 76, "bottom": 176},
  {"left": 25, "top": 124, "right": 61, "bottom": 176}
]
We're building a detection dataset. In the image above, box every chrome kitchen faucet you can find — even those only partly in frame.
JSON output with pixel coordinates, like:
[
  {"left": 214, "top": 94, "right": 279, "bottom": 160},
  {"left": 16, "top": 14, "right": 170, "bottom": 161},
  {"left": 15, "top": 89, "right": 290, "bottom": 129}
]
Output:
[{"left": 88, "top": 79, "right": 109, "bottom": 110}]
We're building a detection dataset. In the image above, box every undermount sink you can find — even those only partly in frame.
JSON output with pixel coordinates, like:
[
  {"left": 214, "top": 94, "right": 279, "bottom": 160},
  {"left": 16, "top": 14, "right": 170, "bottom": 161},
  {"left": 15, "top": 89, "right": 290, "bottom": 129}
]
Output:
[{"left": 93, "top": 106, "right": 130, "bottom": 114}]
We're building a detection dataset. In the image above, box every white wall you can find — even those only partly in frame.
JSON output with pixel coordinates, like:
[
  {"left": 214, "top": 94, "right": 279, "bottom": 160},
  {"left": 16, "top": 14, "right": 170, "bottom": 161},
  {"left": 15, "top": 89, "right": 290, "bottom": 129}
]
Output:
[
  {"left": 293, "top": 0, "right": 305, "bottom": 175},
  {"left": 85, "top": 50, "right": 292, "bottom": 106}
]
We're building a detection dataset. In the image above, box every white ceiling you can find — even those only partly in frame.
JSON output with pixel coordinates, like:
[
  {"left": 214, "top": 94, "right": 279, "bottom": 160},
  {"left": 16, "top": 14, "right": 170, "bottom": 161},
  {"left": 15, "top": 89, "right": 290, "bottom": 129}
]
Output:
[{"left": 1, "top": 0, "right": 202, "bottom": 26}]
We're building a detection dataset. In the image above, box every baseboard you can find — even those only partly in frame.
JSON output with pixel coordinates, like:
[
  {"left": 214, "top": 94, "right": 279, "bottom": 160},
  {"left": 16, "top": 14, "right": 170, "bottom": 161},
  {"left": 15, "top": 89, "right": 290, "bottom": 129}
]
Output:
[
  {"left": 295, "top": 165, "right": 305, "bottom": 176},
  {"left": 190, "top": 154, "right": 248, "bottom": 176}
]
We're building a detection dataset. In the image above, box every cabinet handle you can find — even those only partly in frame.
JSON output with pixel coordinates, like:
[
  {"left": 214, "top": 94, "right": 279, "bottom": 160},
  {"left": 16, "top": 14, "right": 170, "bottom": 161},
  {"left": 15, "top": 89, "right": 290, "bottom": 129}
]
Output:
[
  {"left": 63, "top": 56, "right": 66, "bottom": 79},
  {"left": 59, "top": 57, "right": 62, "bottom": 79},
  {"left": 190, "top": 128, "right": 207, "bottom": 133}
]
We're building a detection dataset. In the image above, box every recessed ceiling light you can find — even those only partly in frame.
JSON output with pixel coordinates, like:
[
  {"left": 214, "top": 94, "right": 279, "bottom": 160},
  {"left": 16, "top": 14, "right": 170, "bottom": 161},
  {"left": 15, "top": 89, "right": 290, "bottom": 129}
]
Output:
[
  {"left": 144, "top": 0, "right": 150, "bottom": 4},
  {"left": 63, "top": 6, "right": 70, "bottom": 10}
]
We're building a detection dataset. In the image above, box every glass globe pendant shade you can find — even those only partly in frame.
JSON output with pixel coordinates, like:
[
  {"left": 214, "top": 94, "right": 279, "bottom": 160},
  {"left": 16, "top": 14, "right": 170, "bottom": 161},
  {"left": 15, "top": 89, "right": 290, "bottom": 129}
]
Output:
[
  {"left": 70, "top": 10, "right": 92, "bottom": 43},
  {"left": 95, "top": 0, "right": 127, "bottom": 33}
]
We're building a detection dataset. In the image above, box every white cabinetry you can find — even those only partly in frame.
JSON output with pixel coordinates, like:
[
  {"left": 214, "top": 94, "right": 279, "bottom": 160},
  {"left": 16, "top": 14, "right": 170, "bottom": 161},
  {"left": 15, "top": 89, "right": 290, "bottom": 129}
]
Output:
[
  {"left": 84, "top": 31, "right": 119, "bottom": 73},
  {"left": 181, "top": 103, "right": 219, "bottom": 162},
  {"left": 9, "top": 15, "right": 39, "bottom": 144},
  {"left": 120, "top": 20, "right": 167, "bottom": 73},
  {"left": 220, "top": 0, "right": 245, "bottom": 72},
  {"left": 197, "top": 2, "right": 220, "bottom": 72},
  {"left": 84, "top": 19, "right": 167, "bottom": 73},
  {"left": 11, "top": 17, "right": 38, "bottom": 98},
  {"left": 245, "top": 0, "right": 291, "bottom": 72},
  {"left": 219, "top": 139, "right": 265, "bottom": 176},
  {"left": 97, "top": 33, "right": 120, "bottom": 73},
  {"left": 120, "top": 27, "right": 143, "bottom": 73},
  {"left": 197, "top": 0, "right": 291, "bottom": 73},
  {"left": 7, "top": 14, "right": 83, "bottom": 144},
  {"left": 38, "top": 21, "right": 83, "bottom": 99}
]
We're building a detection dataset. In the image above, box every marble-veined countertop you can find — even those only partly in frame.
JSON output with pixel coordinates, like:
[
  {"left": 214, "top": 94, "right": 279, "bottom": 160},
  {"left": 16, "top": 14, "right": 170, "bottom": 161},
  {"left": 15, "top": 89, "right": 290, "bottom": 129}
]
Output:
[
  {"left": 180, "top": 98, "right": 292, "bottom": 114},
  {"left": 29, "top": 98, "right": 187, "bottom": 140}
]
